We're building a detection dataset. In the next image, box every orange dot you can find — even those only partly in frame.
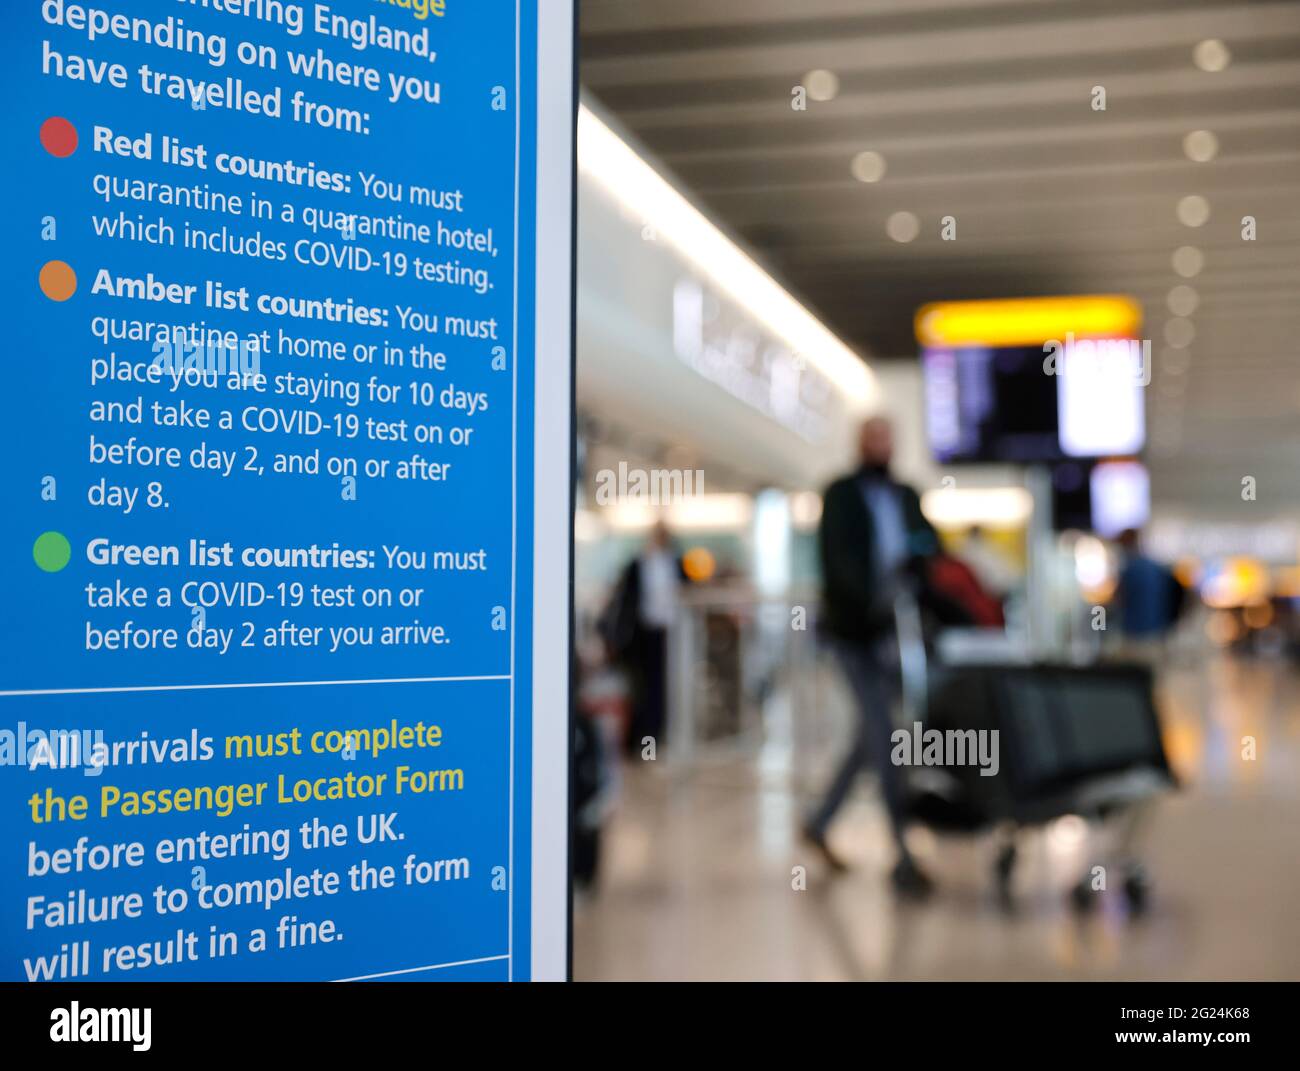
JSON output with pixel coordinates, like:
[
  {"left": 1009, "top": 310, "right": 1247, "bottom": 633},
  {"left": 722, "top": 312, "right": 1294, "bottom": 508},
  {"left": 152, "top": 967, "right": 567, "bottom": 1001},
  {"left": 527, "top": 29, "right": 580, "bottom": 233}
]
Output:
[
  {"left": 682, "top": 546, "right": 716, "bottom": 583},
  {"left": 39, "top": 261, "right": 77, "bottom": 302}
]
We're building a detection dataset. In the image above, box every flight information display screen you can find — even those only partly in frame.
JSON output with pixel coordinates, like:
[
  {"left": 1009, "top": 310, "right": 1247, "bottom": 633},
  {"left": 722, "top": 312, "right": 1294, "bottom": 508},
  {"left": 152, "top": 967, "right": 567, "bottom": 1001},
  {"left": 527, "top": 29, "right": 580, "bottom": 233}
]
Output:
[{"left": 923, "top": 339, "right": 1146, "bottom": 464}]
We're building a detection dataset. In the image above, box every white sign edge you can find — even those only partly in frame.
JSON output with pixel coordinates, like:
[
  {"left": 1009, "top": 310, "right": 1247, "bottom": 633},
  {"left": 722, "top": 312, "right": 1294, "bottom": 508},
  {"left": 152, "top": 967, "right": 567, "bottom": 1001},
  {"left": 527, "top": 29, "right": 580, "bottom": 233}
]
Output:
[{"left": 530, "top": 0, "right": 575, "bottom": 983}]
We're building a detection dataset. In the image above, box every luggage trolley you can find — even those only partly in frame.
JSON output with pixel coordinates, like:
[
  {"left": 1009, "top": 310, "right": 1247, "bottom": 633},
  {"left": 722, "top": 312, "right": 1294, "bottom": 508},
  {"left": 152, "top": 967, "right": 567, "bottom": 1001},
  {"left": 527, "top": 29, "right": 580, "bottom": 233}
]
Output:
[{"left": 892, "top": 592, "right": 1176, "bottom": 911}]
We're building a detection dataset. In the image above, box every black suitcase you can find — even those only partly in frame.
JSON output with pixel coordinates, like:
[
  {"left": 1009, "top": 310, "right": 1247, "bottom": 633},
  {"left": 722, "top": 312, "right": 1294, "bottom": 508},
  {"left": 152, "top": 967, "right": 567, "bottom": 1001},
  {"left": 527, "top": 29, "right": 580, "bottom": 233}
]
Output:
[
  {"left": 918, "top": 661, "right": 1175, "bottom": 827},
  {"left": 893, "top": 591, "right": 1174, "bottom": 907}
]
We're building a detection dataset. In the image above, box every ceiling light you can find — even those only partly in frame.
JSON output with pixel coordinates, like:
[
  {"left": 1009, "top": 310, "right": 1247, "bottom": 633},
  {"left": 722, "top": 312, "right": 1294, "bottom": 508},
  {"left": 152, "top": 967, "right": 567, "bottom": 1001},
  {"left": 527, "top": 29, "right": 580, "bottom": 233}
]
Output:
[
  {"left": 1166, "top": 285, "right": 1199, "bottom": 317},
  {"left": 1172, "top": 245, "right": 1204, "bottom": 278},
  {"left": 1193, "top": 39, "right": 1231, "bottom": 73},
  {"left": 1164, "top": 318, "right": 1196, "bottom": 348},
  {"left": 1177, "top": 194, "right": 1210, "bottom": 227},
  {"left": 804, "top": 69, "right": 839, "bottom": 102},
  {"left": 1183, "top": 130, "right": 1219, "bottom": 162},
  {"left": 886, "top": 210, "right": 920, "bottom": 243},
  {"left": 850, "top": 150, "right": 886, "bottom": 183}
]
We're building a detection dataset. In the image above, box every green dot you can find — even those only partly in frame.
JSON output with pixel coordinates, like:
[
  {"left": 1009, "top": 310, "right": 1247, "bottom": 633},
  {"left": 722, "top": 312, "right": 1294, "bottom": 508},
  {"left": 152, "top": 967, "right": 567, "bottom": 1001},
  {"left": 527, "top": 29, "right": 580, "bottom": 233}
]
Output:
[{"left": 33, "top": 531, "right": 71, "bottom": 573}]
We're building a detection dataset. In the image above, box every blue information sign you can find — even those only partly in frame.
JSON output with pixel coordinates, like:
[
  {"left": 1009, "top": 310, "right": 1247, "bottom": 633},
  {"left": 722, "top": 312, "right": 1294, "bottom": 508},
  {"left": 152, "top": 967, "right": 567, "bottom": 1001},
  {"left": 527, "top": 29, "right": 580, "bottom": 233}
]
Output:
[{"left": 1, "top": 0, "right": 573, "bottom": 981}]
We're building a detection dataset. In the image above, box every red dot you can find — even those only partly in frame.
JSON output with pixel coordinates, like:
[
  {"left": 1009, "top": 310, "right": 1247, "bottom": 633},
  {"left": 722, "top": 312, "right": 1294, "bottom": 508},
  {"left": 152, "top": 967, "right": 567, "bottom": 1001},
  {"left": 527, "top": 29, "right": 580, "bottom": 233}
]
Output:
[{"left": 40, "top": 117, "right": 77, "bottom": 158}]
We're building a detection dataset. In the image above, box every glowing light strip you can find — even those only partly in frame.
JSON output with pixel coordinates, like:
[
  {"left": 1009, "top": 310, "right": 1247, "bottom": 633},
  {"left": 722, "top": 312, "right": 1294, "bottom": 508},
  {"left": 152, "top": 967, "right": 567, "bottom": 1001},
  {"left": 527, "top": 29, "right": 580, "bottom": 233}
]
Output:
[
  {"left": 601, "top": 494, "right": 755, "bottom": 532},
  {"left": 578, "top": 103, "right": 876, "bottom": 409},
  {"left": 916, "top": 295, "right": 1143, "bottom": 348},
  {"left": 921, "top": 487, "right": 1033, "bottom": 527}
]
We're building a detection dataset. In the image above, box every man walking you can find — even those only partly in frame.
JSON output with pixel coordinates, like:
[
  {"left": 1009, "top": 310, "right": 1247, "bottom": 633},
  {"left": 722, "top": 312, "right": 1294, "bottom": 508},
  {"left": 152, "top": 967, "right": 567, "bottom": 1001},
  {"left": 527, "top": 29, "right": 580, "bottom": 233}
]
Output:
[{"left": 805, "top": 416, "right": 938, "bottom": 895}]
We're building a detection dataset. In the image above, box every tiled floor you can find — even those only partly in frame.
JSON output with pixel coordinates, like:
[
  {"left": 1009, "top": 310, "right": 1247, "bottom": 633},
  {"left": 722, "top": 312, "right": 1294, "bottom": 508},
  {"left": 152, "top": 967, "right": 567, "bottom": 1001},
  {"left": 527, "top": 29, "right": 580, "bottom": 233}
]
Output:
[{"left": 573, "top": 653, "right": 1300, "bottom": 980}]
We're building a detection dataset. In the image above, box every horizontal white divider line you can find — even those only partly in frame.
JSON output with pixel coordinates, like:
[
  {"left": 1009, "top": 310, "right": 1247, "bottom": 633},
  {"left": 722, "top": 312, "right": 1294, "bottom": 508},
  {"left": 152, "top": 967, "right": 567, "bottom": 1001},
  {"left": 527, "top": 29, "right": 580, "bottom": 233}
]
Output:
[{"left": 0, "top": 675, "right": 513, "bottom": 698}]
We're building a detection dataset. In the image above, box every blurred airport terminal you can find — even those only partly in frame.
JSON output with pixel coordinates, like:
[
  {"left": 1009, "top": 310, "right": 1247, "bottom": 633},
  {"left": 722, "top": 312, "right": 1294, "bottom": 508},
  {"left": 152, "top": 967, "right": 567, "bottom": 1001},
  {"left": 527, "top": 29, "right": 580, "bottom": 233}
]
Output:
[{"left": 568, "top": 0, "right": 1300, "bottom": 981}]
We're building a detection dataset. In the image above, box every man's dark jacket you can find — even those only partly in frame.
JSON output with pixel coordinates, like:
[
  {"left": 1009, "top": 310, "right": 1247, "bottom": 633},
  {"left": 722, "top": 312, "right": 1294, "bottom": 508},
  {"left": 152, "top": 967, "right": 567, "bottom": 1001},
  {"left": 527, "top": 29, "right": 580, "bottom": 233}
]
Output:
[
  {"left": 819, "top": 470, "right": 938, "bottom": 641},
  {"left": 598, "top": 553, "right": 686, "bottom": 661}
]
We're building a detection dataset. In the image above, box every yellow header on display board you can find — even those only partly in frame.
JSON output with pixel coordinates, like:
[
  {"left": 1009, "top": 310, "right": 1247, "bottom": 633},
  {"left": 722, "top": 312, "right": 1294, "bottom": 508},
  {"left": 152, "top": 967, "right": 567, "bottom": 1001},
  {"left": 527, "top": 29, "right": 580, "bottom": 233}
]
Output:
[{"left": 915, "top": 294, "right": 1143, "bottom": 347}]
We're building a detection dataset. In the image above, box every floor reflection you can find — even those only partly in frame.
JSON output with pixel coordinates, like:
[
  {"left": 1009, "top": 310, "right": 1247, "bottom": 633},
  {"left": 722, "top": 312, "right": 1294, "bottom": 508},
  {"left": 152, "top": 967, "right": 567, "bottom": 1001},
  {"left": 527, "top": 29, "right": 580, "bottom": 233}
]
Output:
[{"left": 574, "top": 654, "right": 1300, "bottom": 981}]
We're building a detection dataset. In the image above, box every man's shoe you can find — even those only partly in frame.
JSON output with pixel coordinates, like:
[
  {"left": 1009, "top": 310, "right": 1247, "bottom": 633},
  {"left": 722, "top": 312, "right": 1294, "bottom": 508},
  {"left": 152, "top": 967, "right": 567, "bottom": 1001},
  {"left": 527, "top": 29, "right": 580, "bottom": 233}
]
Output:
[{"left": 802, "top": 827, "right": 850, "bottom": 873}]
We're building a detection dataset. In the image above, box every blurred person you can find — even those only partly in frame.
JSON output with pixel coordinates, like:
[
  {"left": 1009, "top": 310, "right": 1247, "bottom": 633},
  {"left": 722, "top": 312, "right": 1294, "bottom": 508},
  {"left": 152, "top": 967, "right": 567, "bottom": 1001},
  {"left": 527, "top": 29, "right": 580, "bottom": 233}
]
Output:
[
  {"left": 1114, "top": 528, "right": 1183, "bottom": 656},
  {"left": 573, "top": 633, "right": 629, "bottom": 890},
  {"left": 572, "top": 705, "right": 608, "bottom": 891},
  {"left": 598, "top": 521, "right": 684, "bottom": 754},
  {"left": 1115, "top": 527, "right": 1181, "bottom": 634},
  {"left": 804, "top": 416, "right": 939, "bottom": 895}
]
